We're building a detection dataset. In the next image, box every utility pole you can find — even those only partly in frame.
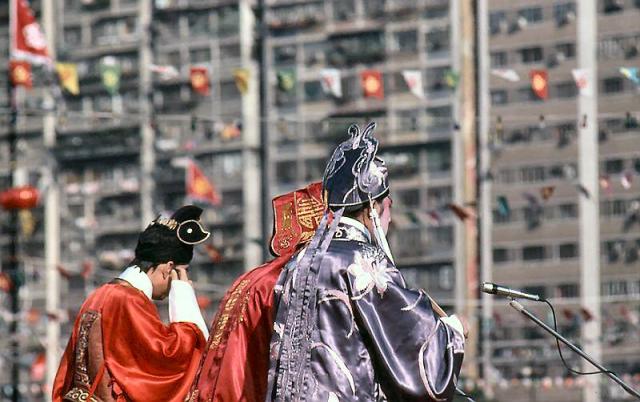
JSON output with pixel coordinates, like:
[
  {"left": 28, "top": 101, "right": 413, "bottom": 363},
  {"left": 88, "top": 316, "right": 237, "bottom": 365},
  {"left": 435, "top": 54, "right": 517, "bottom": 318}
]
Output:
[
  {"left": 452, "top": 0, "right": 479, "bottom": 380},
  {"left": 477, "top": 0, "right": 494, "bottom": 397},
  {"left": 42, "top": 0, "right": 61, "bottom": 398},
  {"left": 139, "top": 0, "right": 155, "bottom": 226},
  {"left": 258, "top": 0, "right": 270, "bottom": 262},
  {"left": 577, "top": 2, "right": 601, "bottom": 402},
  {"left": 6, "top": 1, "right": 21, "bottom": 399},
  {"left": 240, "top": 0, "right": 263, "bottom": 269}
]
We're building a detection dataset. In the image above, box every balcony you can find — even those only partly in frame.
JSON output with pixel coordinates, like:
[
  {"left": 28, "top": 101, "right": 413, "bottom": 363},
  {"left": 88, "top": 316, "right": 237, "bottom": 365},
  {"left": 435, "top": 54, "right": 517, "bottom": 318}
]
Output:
[{"left": 326, "top": 31, "right": 385, "bottom": 67}]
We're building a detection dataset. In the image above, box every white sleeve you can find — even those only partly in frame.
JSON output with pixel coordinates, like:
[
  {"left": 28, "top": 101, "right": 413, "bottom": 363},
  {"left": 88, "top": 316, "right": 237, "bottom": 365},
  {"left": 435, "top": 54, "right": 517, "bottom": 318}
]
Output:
[
  {"left": 168, "top": 280, "right": 209, "bottom": 339},
  {"left": 440, "top": 314, "right": 465, "bottom": 339}
]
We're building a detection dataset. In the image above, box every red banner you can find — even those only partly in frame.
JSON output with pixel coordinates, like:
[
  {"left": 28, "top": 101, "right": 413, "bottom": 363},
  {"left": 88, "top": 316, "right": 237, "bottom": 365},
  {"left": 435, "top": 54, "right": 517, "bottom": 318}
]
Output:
[
  {"left": 9, "top": 60, "right": 33, "bottom": 88},
  {"left": 530, "top": 69, "right": 548, "bottom": 100},
  {"left": 11, "top": 0, "right": 50, "bottom": 64},
  {"left": 186, "top": 160, "right": 221, "bottom": 206},
  {"left": 190, "top": 66, "right": 210, "bottom": 95},
  {"left": 361, "top": 69, "right": 384, "bottom": 99}
]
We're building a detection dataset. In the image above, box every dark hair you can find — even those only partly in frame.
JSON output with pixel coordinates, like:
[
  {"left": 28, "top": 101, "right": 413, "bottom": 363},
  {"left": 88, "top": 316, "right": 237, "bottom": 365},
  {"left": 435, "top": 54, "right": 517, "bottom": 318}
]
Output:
[
  {"left": 135, "top": 223, "right": 193, "bottom": 265},
  {"left": 127, "top": 258, "right": 159, "bottom": 273},
  {"left": 338, "top": 191, "right": 389, "bottom": 218}
]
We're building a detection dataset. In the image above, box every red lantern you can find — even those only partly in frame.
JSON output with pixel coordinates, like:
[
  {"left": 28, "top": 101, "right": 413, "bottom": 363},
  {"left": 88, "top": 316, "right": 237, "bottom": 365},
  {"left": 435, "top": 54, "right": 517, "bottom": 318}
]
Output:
[{"left": 0, "top": 186, "right": 39, "bottom": 210}]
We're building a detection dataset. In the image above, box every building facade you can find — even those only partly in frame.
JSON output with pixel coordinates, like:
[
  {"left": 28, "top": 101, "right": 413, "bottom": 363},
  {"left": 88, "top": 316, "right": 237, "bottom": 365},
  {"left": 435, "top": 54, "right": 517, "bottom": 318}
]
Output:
[{"left": 487, "top": 1, "right": 640, "bottom": 400}]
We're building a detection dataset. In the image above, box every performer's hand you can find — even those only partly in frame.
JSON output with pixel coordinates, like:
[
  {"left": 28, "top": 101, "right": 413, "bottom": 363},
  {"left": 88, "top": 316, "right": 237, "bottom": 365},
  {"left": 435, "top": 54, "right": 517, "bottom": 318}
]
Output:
[
  {"left": 459, "top": 316, "right": 470, "bottom": 339},
  {"left": 174, "top": 266, "right": 189, "bottom": 282}
]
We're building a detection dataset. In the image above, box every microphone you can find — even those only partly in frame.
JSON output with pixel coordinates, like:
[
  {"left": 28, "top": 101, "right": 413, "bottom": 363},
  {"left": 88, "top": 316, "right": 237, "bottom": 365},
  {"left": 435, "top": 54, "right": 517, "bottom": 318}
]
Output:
[{"left": 480, "top": 282, "right": 542, "bottom": 301}]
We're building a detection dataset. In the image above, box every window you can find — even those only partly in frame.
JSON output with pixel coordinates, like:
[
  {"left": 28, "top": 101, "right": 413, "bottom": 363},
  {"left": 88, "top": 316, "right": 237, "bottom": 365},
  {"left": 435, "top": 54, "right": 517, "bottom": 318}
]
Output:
[
  {"left": 64, "top": 26, "right": 82, "bottom": 47},
  {"left": 303, "top": 81, "right": 324, "bottom": 102},
  {"left": 427, "top": 186, "right": 452, "bottom": 206},
  {"left": 522, "top": 245, "right": 546, "bottom": 261},
  {"left": 190, "top": 48, "right": 211, "bottom": 63},
  {"left": 554, "top": 2, "right": 576, "bottom": 25},
  {"left": 303, "top": 42, "right": 325, "bottom": 66},
  {"left": 426, "top": 142, "right": 451, "bottom": 173},
  {"left": 602, "top": 0, "right": 624, "bottom": 14},
  {"left": 333, "top": 0, "right": 355, "bottom": 21},
  {"left": 603, "top": 77, "right": 624, "bottom": 93},
  {"left": 425, "top": 105, "right": 452, "bottom": 130},
  {"left": 424, "top": 4, "right": 448, "bottom": 19},
  {"left": 220, "top": 44, "right": 240, "bottom": 59},
  {"left": 274, "top": 45, "right": 297, "bottom": 65},
  {"left": 523, "top": 286, "right": 547, "bottom": 300},
  {"left": 364, "top": 0, "right": 385, "bottom": 18},
  {"left": 491, "top": 90, "right": 508, "bottom": 105},
  {"left": 491, "top": 51, "right": 507, "bottom": 67},
  {"left": 187, "top": 12, "right": 212, "bottom": 36},
  {"left": 397, "top": 109, "right": 420, "bottom": 131},
  {"left": 556, "top": 43, "right": 576, "bottom": 59},
  {"left": 379, "top": 151, "right": 419, "bottom": 176},
  {"left": 276, "top": 161, "right": 297, "bottom": 184},
  {"left": 392, "top": 30, "right": 418, "bottom": 53},
  {"left": 559, "top": 243, "right": 578, "bottom": 259},
  {"left": 520, "top": 166, "right": 545, "bottom": 183},
  {"left": 517, "top": 87, "right": 540, "bottom": 102},
  {"left": 634, "top": 158, "right": 640, "bottom": 174},
  {"left": 397, "top": 189, "right": 420, "bottom": 208},
  {"left": 557, "top": 283, "right": 579, "bottom": 298},
  {"left": 603, "top": 281, "right": 628, "bottom": 296},
  {"left": 304, "top": 159, "right": 325, "bottom": 181},
  {"left": 520, "top": 47, "right": 543, "bottom": 63},
  {"left": 426, "top": 27, "right": 450, "bottom": 52},
  {"left": 604, "top": 158, "right": 624, "bottom": 174},
  {"left": 558, "top": 203, "right": 578, "bottom": 219},
  {"left": 555, "top": 82, "right": 577, "bottom": 98},
  {"left": 220, "top": 81, "right": 240, "bottom": 100},
  {"left": 489, "top": 11, "right": 506, "bottom": 35},
  {"left": 493, "top": 248, "right": 511, "bottom": 263},
  {"left": 518, "top": 7, "right": 543, "bottom": 24}
]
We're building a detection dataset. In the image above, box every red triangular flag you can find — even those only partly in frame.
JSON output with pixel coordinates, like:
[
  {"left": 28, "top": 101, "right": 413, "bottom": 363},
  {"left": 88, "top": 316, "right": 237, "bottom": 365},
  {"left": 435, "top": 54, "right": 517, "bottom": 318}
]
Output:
[
  {"left": 197, "top": 295, "right": 211, "bottom": 309},
  {"left": 11, "top": 0, "right": 51, "bottom": 64},
  {"left": 57, "top": 264, "right": 73, "bottom": 279},
  {"left": 186, "top": 160, "right": 221, "bottom": 206},
  {"left": 447, "top": 203, "right": 471, "bottom": 221},
  {"left": 9, "top": 60, "right": 33, "bottom": 88},
  {"left": 30, "top": 353, "right": 46, "bottom": 381},
  {"left": 361, "top": 69, "right": 384, "bottom": 99},
  {"left": 190, "top": 66, "right": 210, "bottom": 96},
  {"left": 530, "top": 69, "right": 548, "bottom": 100},
  {"left": 204, "top": 243, "right": 223, "bottom": 263},
  {"left": 81, "top": 260, "right": 93, "bottom": 279}
]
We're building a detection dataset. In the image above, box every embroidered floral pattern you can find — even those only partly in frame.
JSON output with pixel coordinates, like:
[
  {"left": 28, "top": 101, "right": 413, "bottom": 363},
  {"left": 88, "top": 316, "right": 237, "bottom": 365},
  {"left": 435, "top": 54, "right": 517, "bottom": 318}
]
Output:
[{"left": 347, "top": 254, "right": 393, "bottom": 300}]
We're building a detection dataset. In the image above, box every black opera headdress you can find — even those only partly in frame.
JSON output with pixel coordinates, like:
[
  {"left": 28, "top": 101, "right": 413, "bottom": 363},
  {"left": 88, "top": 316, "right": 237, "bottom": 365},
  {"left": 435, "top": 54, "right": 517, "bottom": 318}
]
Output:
[
  {"left": 322, "top": 122, "right": 389, "bottom": 211},
  {"left": 135, "top": 205, "right": 210, "bottom": 265}
]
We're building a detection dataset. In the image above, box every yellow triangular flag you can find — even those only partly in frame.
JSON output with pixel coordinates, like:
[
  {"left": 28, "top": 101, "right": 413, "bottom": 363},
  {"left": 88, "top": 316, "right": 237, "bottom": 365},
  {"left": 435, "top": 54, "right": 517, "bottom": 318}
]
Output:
[
  {"left": 233, "top": 68, "right": 250, "bottom": 94},
  {"left": 55, "top": 62, "right": 80, "bottom": 95}
]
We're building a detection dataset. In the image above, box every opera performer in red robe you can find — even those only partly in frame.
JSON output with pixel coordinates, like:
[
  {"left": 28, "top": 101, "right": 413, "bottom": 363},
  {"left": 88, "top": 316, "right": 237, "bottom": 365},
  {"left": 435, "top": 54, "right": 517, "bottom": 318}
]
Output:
[
  {"left": 53, "top": 205, "right": 212, "bottom": 402},
  {"left": 187, "top": 182, "right": 324, "bottom": 402}
]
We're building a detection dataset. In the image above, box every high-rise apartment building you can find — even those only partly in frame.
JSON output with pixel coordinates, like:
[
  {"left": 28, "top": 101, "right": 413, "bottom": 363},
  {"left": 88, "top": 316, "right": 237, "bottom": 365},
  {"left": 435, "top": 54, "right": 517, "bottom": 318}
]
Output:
[
  {"left": 263, "top": 0, "right": 464, "bottom": 311},
  {"left": 0, "top": 0, "right": 261, "bottom": 397},
  {"left": 487, "top": 1, "right": 640, "bottom": 400}
]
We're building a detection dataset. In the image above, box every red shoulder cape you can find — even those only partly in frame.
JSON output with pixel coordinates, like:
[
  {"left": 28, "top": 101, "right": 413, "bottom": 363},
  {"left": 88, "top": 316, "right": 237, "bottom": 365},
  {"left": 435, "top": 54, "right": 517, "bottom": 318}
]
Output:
[
  {"left": 188, "top": 252, "right": 292, "bottom": 401},
  {"left": 52, "top": 283, "right": 206, "bottom": 401}
]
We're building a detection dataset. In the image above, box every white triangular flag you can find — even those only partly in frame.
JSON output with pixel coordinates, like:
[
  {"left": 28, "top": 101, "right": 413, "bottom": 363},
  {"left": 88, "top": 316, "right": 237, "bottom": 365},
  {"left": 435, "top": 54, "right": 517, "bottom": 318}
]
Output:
[
  {"left": 320, "top": 68, "right": 342, "bottom": 98},
  {"left": 149, "top": 64, "right": 179, "bottom": 80},
  {"left": 402, "top": 70, "right": 425, "bottom": 99},
  {"left": 491, "top": 68, "right": 520, "bottom": 82},
  {"left": 571, "top": 68, "right": 592, "bottom": 97},
  {"left": 621, "top": 171, "right": 633, "bottom": 190}
]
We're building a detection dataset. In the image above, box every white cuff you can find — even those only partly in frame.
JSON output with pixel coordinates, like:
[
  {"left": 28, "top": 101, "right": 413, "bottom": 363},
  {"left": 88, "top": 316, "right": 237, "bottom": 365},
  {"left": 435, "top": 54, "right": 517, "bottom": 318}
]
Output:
[
  {"left": 168, "top": 280, "right": 209, "bottom": 339},
  {"left": 441, "top": 315, "right": 464, "bottom": 338}
]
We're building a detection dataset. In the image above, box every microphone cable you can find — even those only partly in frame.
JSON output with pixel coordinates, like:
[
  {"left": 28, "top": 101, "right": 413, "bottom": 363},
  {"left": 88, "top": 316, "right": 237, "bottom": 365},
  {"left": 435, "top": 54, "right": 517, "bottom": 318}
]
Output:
[{"left": 542, "top": 299, "right": 616, "bottom": 376}]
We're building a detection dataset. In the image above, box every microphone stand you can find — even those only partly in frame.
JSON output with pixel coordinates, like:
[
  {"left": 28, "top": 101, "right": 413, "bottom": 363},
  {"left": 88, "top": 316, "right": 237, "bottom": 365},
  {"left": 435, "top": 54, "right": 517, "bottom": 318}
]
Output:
[{"left": 508, "top": 299, "right": 640, "bottom": 400}]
